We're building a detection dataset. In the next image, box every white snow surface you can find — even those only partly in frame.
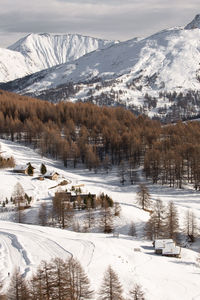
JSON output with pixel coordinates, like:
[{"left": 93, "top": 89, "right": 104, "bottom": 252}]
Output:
[
  {"left": 0, "top": 33, "right": 117, "bottom": 82},
  {"left": 0, "top": 139, "right": 200, "bottom": 299}
]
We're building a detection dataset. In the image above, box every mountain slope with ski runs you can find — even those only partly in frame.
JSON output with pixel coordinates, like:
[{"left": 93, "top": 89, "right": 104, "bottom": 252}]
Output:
[{"left": 1, "top": 15, "right": 200, "bottom": 121}]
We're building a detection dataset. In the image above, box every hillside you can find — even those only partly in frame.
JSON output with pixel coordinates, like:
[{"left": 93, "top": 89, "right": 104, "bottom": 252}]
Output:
[
  {"left": 0, "top": 139, "right": 200, "bottom": 299},
  {"left": 1, "top": 90, "right": 200, "bottom": 192},
  {"left": 2, "top": 15, "right": 200, "bottom": 121},
  {"left": 0, "top": 33, "right": 117, "bottom": 83}
]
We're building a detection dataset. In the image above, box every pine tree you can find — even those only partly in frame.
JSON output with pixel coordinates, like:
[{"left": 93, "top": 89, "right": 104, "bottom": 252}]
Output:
[
  {"left": 136, "top": 184, "right": 151, "bottom": 211},
  {"left": 128, "top": 221, "right": 137, "bottom": 237},
  {"left": 103, "top": 154, "right": 111, "bottom": 174},
  {"left": 65, "top": 258, "right": 93, "bottom": 300},
  {"left": 100, "top": 204, "right": 113, "bottom": 233},
  {"left": 184, "top": 209, "right": 197, "bottom": 243},
  {"left": 29, "top": 260, "right": 54, "bottom": 300},
  {"left": 12, "top": 182, "right": 25, "bottom": 223},
  {"left": 40, "top": 163, "right": 47, "bottom": 175},
  {"left": 38, "top": 202, "right": 48, "bottom": 226},
  {"left": 98, "top": 266, "right": 124, "bottom": 300},
  {"left": 7, "top": 268, "right": 30, "bottom": 300},
  {"left": 129, "top": 284, "right": 145, "bottom": 300},
  {"left": 27, "top": 163, "right": 34, "bottom": 176},
  {"left": 145, "top": 199, "right": 165, "bottom": 240},
  {"left": 113, "top": 203, "right": 121, "bottom": 217},
  {"left": 50, "top": 258, "right": 69, "bottom": 300},
  {"left": 165, "top": 201, "right": 179, "bottom": 240},
  {"left": 84, "top": 198, "right": 95, "bottom": 229},
  {"left": 118, "top": 161, "right": 126, "bottom": 185}
]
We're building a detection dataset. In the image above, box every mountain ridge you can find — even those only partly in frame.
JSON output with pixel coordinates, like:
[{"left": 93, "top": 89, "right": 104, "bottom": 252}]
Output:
[{"left": 0, "top": 33, "right": 117, "bottom": 82}]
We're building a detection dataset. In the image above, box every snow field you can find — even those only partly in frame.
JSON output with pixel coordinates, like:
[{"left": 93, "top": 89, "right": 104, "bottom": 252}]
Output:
[{"left": 0, "top": 139, "right": 200, "bottom": 299}]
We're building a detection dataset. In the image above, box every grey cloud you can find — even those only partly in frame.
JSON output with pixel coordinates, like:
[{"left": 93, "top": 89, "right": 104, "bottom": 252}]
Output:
[{"left": 0, "top": 0, "right": 200, "bottom": 47}]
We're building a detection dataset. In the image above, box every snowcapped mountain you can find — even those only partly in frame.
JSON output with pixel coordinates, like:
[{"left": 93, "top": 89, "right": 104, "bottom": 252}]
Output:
[
  {"left": 2, "top": 15, "right": 200, "bottom": 121},
  {"left": 0, "top": 33, "right": 117, "bottom": 82}
]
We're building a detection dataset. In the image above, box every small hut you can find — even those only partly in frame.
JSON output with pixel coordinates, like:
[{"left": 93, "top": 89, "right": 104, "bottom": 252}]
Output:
[
  {"left": 13, "top": 163, "right": 35, "bottom": 175},
  {"left": 44, "top": 171, "right": 59, "bottom": 180},
  {"left": 154, "top": 239, "right": 181, "bottom": 257}
]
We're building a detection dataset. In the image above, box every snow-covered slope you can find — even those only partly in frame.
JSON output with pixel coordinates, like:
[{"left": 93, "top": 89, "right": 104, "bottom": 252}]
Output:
[
  {"left": 0, "top": 33, "right": 117, "bottom": 82},
  {"left": 3, "top": 15, "right": 200, "bottom": 121},
  {"left": 8, "top": 33, "right": 117, "bottom": 70},
  {"left": 0, "top": 139, "right": 200, "bottom": 299},
  {"left": 8, "top": 27, "right": 200, "bottom": 92},
  {"left": 1, "top": 221, "right": 199, "bottom": 300},
  {"left": 0, "top": 48, "right": 37, "bottom": 83}
]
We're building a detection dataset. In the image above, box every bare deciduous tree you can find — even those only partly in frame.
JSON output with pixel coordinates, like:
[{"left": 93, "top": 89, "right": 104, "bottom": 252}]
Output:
[
  {"left": 28, "top": 257, "right": 93, "bottom": 300},
  {"left": 145, "top": 199, "right": 165, "bottom": 240},
  {"left": 136, "top": 184, "right": 151, "bottom": 211},
  {"left": 128, "top": 221, "right": 137, "bottom": 237},
  {"left": 12, "top": 182, "right": 25, "bottom": 223},
  {"left": 129, "top": 283, "right": 145, "bottom": 300},
  {"left": 38, "top": 202, "right": 48, "bottom": 226},
  {"left": 184, "top": 209, "right": 198, "bottom": 243},
  {"left": 98, "top": 266, "right": 124, "bottom": 300},
  {"left": 100, "top": 205, "right": 113, "bottom": 233},
  {"left": 7, "top": 268, "right": 29, "bottom": 300},
  {"left": 165, "top": 201, "right": 179, "bottom": 240}
]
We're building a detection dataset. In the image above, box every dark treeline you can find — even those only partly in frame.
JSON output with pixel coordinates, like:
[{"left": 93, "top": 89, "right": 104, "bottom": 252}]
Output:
[{"left": 1, "top": 90, "right": 200, "bottom": 189}]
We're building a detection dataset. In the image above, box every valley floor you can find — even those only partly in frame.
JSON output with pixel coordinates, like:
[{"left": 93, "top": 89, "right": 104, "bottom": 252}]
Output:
[{"left": 0, "top": 139, "right": 200, "bottom": 299}]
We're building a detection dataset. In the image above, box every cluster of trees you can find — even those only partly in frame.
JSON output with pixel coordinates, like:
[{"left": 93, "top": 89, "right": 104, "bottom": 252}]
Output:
[
  {"left": 2, "top": 258, "right": 145, "bottom": 300},
  {"left": 0, "top": 155, "right": 15, "bottom": 169},
  {"left": 136, "top": 184, "right": 198, "bottom": 243},
  {"left": 0, "top": 90, "right": 158, "bottom": 171},
  {"left": 145, "top": 199, "right": 180, "bottom": 241},
  {"left": 0, "top": 182, "right": 33, "bottom": 222},
  {"left": 42, "top": 192, "right": 119, "bottom": 233},
  {"left": 144, "top": 121, "right": 200, "bottom": 189},
  {"left": 1, "top": 90, "right": 200, "bottom": 190}
]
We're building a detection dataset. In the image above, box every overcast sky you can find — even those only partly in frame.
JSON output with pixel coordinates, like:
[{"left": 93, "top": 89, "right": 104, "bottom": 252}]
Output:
[{"left": 0, "top": 0, "right": 200, "bottom": 47}]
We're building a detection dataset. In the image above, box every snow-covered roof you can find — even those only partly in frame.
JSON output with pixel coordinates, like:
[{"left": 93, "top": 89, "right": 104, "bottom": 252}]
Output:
[
  {"left": 14, "top": 165, "right": 28, "bottom": 171},
  {"left": 154, "top": 239, "right": 174, "bottom": 249},
  {"left": 162, "top": 244, "right": 180, "bottom": 255}
]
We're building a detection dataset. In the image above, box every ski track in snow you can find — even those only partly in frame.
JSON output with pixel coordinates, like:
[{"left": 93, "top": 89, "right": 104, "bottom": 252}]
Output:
[
  {"left": 0, "top": 223, "right": 95, "bottom": 272},
  {"left": 0, "top": 231, "right": 31, "bottom": 276}
]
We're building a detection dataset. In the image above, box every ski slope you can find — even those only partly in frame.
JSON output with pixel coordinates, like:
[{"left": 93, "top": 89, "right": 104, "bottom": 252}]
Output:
[{"left": 0, "top": 139, "right": 200, "bottom": 299}]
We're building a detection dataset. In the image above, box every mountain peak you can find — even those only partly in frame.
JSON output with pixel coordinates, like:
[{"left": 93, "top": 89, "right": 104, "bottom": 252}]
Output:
[{"left": 185, "top": 14, "right": 200, "bottom": 30}]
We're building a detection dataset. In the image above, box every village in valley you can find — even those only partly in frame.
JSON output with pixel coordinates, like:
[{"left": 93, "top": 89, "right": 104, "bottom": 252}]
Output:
[{"left": 3, "top": 162, "right": 181, "bottom": 258}]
